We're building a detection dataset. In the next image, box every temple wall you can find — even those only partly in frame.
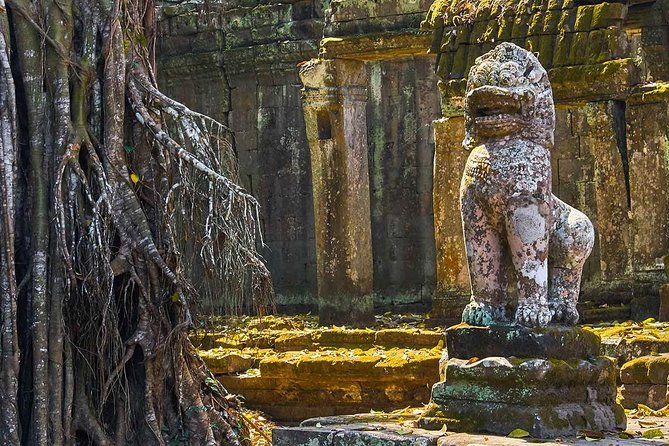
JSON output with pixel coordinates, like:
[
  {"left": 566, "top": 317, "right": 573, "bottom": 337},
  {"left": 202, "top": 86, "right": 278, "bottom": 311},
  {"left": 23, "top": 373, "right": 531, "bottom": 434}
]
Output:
[
  {"left": 156, "top": 1, "right": 438, "bottom": 311},
  {"left": 156, "top": 0, "right": 669, "bottom": 320}
]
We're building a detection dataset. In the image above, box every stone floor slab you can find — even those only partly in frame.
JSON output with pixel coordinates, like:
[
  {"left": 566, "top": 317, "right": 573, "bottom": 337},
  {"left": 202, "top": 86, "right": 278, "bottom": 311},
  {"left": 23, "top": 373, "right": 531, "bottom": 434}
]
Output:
[{"left": 272, "top": 417, "right": 669, "bottom": 446}]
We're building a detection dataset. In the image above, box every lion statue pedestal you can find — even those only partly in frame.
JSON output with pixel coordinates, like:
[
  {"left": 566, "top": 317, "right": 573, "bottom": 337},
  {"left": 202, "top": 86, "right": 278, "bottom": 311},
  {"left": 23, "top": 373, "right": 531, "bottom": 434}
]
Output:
[
  {"left": 425, "top": 43, "right": 625, "bottom": 437},
  {"left": 420, "top": 324, "right": 626, "bottom": 437}
]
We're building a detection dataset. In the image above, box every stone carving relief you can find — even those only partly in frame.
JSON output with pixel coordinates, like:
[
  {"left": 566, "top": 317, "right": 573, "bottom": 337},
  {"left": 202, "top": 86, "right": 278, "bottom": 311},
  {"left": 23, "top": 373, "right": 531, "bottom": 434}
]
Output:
[{"left": 459, "top": 42, "right": 595, "bottom": 328}]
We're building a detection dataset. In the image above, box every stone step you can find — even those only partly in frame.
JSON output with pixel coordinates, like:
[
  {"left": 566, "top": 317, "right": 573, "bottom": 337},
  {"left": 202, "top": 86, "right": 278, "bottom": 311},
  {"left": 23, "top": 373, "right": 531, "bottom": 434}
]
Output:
[
  {"left": 213, "top": 347, "right": 441, "bottom": 422},
  {"left": 271, "top": 415, "right": 669, "bottom": 446},
  {"left": 619, "top": 353, "right": 669, "bottom": 409},
  {"left": 194, "top": 327, "right": 444, "bottom": 351},
  {"left": 586, "top": 320, "right": 669, "bottom": 364},
  {"left": 273, "top": 424, "right": 441, "bottom": 446}
]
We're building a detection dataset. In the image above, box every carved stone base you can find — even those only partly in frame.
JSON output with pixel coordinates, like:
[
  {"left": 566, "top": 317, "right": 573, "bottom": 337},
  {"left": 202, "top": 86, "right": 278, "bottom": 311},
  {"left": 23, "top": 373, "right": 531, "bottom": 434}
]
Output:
[{"left": 424, "top": 325, "right": 626, "bottom": 438}]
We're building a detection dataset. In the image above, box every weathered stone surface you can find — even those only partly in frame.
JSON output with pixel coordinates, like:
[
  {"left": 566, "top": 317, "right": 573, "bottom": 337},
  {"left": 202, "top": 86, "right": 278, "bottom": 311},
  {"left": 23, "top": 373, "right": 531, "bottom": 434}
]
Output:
[
  {"left": 446, "top": 324, "right": 600, "bottom": 360},
  {"left": 215, "top": 341, "right": 441, "bottom": 421},
  {"left": 601, "top": 336, "right": 669, "bottom": 364},
  {"left": 441, "top": 356, "right": 616, "bottom": 387},
  {"left": 431, "top": 400, "right": 624, "bottom": 438},
  {"left": 430, "top": 322, "right": 622, "bottom": 437},
  {"left": 620, "top": 354, "right": 669, "bottom": 384},
  {"left": 660, "top": 284, "right": 669, "bottom": 322},
  {"left": 197, "top": 351, "right": 255, "bottom": 374},
  {"left": 273, "top": 424, "right": 440, "bottom": 446},
  {"left": 431, "top": 354, "right": 624, "bottom": 436},
  {"left": 619, "top": 383, "right": 668, "bottom": 410},
  {"left": 300, "top": 58, "right": 375, "bottom": 327}
]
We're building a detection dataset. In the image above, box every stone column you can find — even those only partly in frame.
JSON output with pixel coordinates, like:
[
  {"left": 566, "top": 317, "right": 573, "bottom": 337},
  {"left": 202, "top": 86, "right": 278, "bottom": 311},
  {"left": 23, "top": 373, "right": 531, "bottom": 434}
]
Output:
[
  {"left": 431, "top": 117, "right": 470, "bottom": 324},
  {"left": 299, "top": 59, "right": 374, "bottom": 327},
  {"left": 584, "top": 102, "right": 632, "bottom": 280}
]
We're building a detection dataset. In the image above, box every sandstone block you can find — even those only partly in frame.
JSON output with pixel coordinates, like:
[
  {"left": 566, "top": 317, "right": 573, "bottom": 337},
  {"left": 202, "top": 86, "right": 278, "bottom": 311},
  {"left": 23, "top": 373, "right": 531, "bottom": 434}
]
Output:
[
  {"left": 198, "top": 351, "right": 255, "bottom": 374},
  {"left": 619, "top": 383, "right": 651, "bottom": 408},
  {"left": 567, "top": 31, "right": 588, "bottom": 65},
  {"left": 542, "top": 10, "right": 561, "bottom": 34},
  {"left": 557, "top": 8, "right": 576, "bottom": 32},
  {"left": 621, "top": 354, "right": 669, "bottom": 384},
  {"left": 439, "top": 400, "right": 625, "bottom": 438},
  {"left": 659, "top": 284, "right": 669, "bottom": 322},
  {"left": 574, "top": 5, "right": 594, "bottom": 32},
  {"left": 591, "top": 2, "right": 627, "bottom": 29},
  {"left": 443, "top": 356, "right": 616, "bottom": 387},
  {"left": 446, "top": 324, "right": 600, "bottom": 360},
  {"left": 552, "top": 32, "right": 573, "bottom": 67},
  {"left": 374, "top": 329, "right": 444, "bottom": 348},
  {"left": 619, "top": 383, "right": 668, "bottom": 409}
]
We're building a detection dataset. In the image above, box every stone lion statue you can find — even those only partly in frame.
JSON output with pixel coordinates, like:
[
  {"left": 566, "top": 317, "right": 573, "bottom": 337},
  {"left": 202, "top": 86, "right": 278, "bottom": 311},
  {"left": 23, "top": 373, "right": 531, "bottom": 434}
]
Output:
[{"left": 460, "top": 42, "right": 595, "bottom": 328}]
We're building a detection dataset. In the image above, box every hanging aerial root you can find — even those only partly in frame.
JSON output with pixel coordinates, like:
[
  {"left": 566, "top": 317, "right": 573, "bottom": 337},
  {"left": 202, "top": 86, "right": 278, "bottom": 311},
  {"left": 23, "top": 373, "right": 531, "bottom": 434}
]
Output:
[{"left": 127, "top": 75, "right": 274, "bottom": 315}]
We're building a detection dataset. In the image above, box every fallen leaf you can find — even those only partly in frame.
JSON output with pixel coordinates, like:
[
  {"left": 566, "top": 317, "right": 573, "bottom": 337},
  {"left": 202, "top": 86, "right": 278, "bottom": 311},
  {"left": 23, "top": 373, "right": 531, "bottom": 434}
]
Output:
[
  {"left": 642, "top": 428, "right": 663, "bottom": 439},
  {"left": 508, "top": 428, "right": 530, "bottom": 438},
  {"left": 618, "top": 430, "right": 636, "bottom": 439},
  {"left": 130, "top": 173, "right": 139, "bottom": 184},
  {"left": 394, "top": 428, "right": 413, "bottom": 435},
  {"left": 577, "top": 430, "right": 605, "bottom": 439}
]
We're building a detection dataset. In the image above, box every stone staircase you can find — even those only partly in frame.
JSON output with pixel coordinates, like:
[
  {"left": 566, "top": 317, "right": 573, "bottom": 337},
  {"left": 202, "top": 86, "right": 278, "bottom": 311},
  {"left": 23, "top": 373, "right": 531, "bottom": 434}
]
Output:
[{"left": 193, "top": 317, "right": 444, "bottom": 422}]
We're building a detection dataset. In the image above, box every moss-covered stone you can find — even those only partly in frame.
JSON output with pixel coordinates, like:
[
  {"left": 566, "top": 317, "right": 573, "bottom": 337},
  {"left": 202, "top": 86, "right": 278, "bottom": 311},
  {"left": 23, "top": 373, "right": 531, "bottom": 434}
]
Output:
[
  {"left": 590, "top": 2, "right": 627, "bottom": 29},
  {"left": 510, "top": 14, "right": 530, "bottom": 39},
  {"left": 552, "top": 32, "right": 572, "bottom": 67},
  {"left": 542, "top": 9, "right": 561, "bottom": 34},
  {"left": 450, "top": 45, "right": 469, "bottom": 79},
  {"left": 443, "top": 356, "right": 616, "bottom": 387},
  {"left": 198, "top": 350, "right": 256, "bottom": 374},
  {"left": 557, "top": 8, "right": 576, "bottom": 32},
  {"left": 432, "top": 399, "right": 624, "bottom": 438},
  {"left": 621, "top": 354, "right": 669, "bottom": 384},
  {"left": 567, "top": 30, "right": 588, "bottom": 65},
  {"left": 549, "top": 59, "right": 638, "bottom": 102},
  {"left": 538, "top": 34, "right": 555, "bottom": 67},
  {"left": 585, "top": 29, "right": 606, "bottom": 64},
  {"left": 574, "top": 5, "right": 594, "bottom": 32},
  {"left": 496, "top": 15, "right": 514, "bottom": 41},
  {"left": 528, "top": 12, "right": 545, "bottom": 35}
]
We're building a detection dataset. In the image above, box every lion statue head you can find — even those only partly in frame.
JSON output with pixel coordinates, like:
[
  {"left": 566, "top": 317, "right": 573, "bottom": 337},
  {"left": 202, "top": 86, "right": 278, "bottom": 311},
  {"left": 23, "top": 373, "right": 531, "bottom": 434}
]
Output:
[{"left": 463, "top": 42, "right": 555, "bottom": 150}]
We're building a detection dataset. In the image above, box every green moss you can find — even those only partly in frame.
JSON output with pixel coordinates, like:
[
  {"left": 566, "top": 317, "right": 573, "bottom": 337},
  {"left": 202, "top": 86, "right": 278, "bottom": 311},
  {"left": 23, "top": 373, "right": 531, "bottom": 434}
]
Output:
[
  {"left": 552, "top": 32, "right": 572, "bottom": 67},
  {"left": 496, "top": 15, "right": 514, "bottom": 41},
  {"left": 591, "top": 2, "right": 626, "bottom": 29},
  {"left": 574, "top": 5, "right": 594, "bottom": 32},
  {"left": 511, "top": 14, "right": 530, "bottom": 39}
]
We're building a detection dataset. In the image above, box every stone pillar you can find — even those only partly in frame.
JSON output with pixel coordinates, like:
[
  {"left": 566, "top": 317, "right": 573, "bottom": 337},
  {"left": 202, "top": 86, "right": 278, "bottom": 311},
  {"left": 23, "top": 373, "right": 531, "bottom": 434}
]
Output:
[
  {"left": 299, "top": 59, "right": 374, "bottom": 327},
  {"left": 584, "top": 102, "right": 632, "bottom": 280},
  {"left": 431, "top": 117, "right": 470, "bottom": 324}
]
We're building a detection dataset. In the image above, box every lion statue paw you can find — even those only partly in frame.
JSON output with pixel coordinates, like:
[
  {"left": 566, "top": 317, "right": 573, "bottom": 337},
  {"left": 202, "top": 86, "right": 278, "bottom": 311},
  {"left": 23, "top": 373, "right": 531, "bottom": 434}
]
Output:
[
  {"left": 462, "top": 301, "right": 506, "bottom": 326},
  {"left": 514, "top": 302, "right": 552, "bottom": 328}
]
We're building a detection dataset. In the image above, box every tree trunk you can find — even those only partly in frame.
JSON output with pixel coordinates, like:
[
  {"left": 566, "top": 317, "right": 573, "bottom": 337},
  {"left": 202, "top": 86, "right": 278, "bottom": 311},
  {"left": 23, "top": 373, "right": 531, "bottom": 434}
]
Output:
[{"left": 0, "top": 0, "right": 271, "bottom": 444}]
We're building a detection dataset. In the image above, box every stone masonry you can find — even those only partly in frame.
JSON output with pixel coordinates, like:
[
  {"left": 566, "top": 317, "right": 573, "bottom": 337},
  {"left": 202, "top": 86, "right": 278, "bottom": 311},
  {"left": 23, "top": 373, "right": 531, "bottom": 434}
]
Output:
[
  {"left": 157, "top": 1, "right": 669, "bottom": 321},
  {"left": 157, "top": 0, "right": 439, "bottom": 314}
]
